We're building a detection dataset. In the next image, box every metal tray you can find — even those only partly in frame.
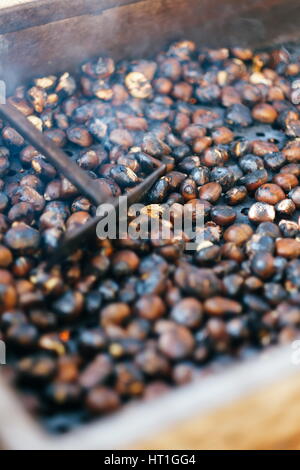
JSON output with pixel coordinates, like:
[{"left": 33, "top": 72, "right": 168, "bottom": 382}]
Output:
[{"left": 1, "top": 0, "right": 300, "bottom": 450}]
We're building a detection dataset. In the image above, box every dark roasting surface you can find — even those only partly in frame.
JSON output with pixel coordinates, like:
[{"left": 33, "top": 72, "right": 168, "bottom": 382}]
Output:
[{"left": 0, "top": 40, "right": 300, "bottom": 433}]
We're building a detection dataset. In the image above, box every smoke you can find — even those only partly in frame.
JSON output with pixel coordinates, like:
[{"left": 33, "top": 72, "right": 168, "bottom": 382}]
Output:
[{"left": 227, "top": 17, "right": 266, "bottom": 47}]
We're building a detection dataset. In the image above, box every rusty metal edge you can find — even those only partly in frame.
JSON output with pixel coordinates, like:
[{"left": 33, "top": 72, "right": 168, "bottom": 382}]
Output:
[{"left": 0, "top": 0, "right": 142, "bottom": 35}]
